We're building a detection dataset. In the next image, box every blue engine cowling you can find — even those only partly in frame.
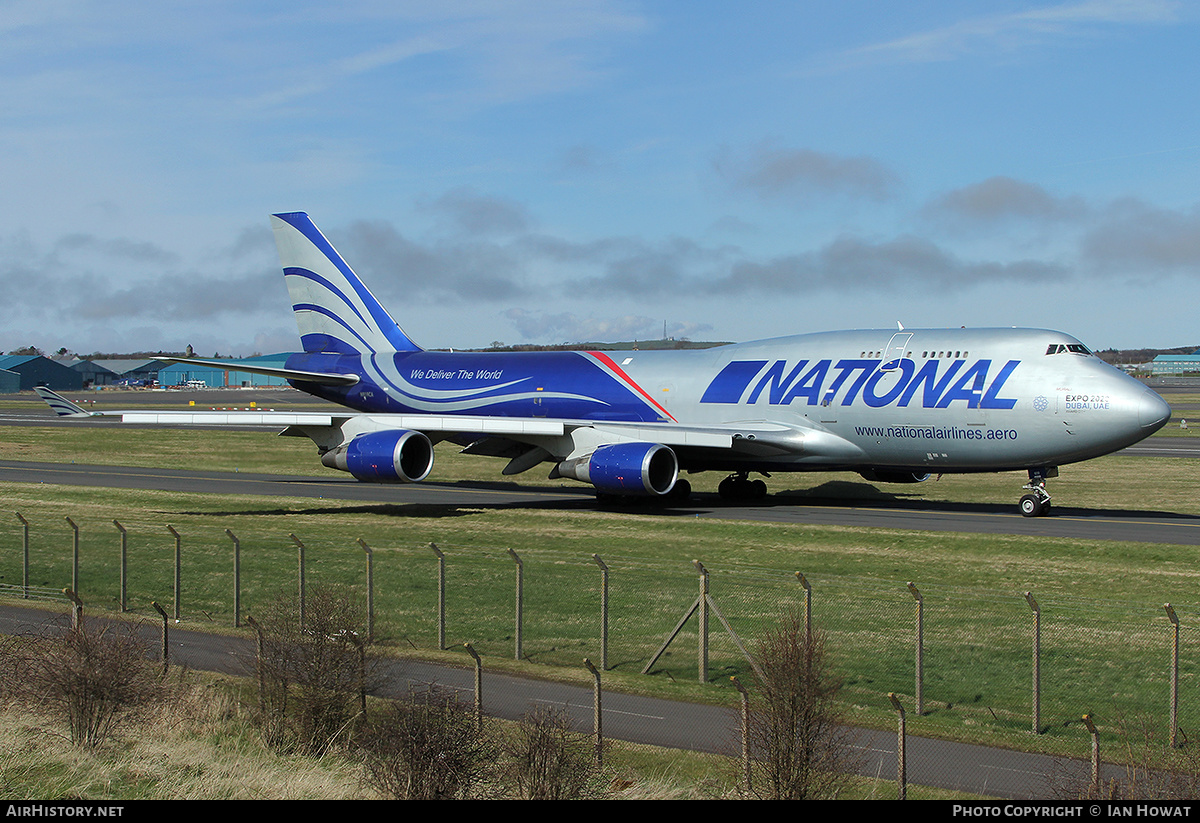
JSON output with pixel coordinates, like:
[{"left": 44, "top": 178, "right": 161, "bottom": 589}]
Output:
[
  {"left": 323, "top": 430, "right": 435, "bottom": 483},
  {"left": 556, "top": 442, "right": 679, "bottom": 496}
]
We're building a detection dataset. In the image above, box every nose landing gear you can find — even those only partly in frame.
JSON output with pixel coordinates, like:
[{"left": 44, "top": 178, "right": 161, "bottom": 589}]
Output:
[{"left": 1018, "top": 467, "right": 1056, "bottom": 517}]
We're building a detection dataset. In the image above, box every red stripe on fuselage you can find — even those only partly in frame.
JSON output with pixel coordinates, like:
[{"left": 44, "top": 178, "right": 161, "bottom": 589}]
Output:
[{"left": 586, "top": 351, "right": 678, "bottom": 422}]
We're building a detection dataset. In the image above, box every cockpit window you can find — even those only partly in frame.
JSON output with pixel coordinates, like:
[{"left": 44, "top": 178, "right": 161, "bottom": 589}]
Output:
[{"left": 1045, "top": 343, "right": 1093, "bottom": 356}]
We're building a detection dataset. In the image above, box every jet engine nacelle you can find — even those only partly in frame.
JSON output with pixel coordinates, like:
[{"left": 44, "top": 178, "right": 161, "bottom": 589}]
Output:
[
  {"left": 859, "top": 469, "right": 931, "bottom": 484},
  {"left": 556, "top": 442, "right": 679, "bottom": 496},
  {"left": 322, "top": 429, "right": 434, "bottom": 483}
]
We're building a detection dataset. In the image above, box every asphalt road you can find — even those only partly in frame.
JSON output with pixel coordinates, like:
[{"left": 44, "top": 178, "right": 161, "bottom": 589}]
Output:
[{"left": 2, "top": 454, "right": 1198, "bottom": 545}]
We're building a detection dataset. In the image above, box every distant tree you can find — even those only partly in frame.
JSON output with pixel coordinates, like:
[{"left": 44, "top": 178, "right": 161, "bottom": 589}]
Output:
[{"left": 7, "top": 346, "right": 43, "bottom": 356}]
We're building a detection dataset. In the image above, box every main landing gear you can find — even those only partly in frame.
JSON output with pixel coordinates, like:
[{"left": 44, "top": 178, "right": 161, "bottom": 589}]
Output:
[
  {"left": 718, "top": 472, "right": 768, "bottom": 502},
  {"left": 1018, "top": 468, "right": 1056, "bottom": 517}
]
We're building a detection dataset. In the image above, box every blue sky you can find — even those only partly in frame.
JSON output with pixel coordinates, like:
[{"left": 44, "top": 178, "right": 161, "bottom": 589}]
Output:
[{"left": 3, "top": 1, "right": 1200, "bottom": 357}]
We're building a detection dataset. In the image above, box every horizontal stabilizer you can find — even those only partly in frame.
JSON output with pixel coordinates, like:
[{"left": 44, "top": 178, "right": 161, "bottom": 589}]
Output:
[{"left": 151, "top": 357, "right": 359, "bottom": 386}]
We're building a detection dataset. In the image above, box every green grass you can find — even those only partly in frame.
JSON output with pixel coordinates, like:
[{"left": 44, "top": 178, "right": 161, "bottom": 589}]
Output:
[{"left": 3, "top": 424, "right": 1200, "bottom": 768}]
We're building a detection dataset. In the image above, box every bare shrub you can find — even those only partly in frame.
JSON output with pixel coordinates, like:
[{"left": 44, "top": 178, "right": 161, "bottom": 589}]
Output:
[
  {"left": 745, "top": 611, "right": 860, "bottom": 799},
  {"left": 1052, "top": 716, "right": 1200, "bottom": 800},
  {"left": 250, "top": 583, "right": 375, "bottom": 755},
  {"left": 356, "top": 688, "right": 497, "bottom": 800},
  {"left": 504, "top": 706, "right": 606, "bottom": 799},
  {"left": 0, "top": 621, "right": 165, "bottom": 748}
]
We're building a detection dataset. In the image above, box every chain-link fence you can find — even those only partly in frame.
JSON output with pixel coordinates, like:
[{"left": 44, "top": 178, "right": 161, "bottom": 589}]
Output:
[{"left": 3, "top": 509, "right": 1196, "bottom": 795}]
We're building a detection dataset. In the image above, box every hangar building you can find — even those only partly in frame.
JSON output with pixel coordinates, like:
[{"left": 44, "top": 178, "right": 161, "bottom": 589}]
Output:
[
  {"left": 0, "top": 355, "right": 84, "bottom": 391},
  {"left": 1149, "top": 350, "right": 1200, "bottom": 375}
]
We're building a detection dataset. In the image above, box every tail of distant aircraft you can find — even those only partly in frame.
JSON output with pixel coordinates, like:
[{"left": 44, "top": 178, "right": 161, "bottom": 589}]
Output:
[
  {"left": 34, "top": 387, "right": 94, "bottom": 417},
  {"left": 270, "top": 212, "right": 421, "bottom": 355}
]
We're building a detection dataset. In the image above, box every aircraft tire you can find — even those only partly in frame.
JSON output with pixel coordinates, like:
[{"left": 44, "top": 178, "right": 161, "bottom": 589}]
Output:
[
  {"left": 1019, "top": 494, "right": 1044, "bottom": 517},
  {"left": 665, "top": 478, "right": 692, "bottom": 506}
]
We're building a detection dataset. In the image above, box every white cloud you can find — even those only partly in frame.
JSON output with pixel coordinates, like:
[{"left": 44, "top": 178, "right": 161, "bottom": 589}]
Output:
[{"left": 833, "top": 0, "right": 1181, "bottom": 68}]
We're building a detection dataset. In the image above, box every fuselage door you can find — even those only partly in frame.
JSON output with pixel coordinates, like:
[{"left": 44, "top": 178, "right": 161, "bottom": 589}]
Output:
[{"left": 879, "top": 332, "right": 914, "bottom": 372}]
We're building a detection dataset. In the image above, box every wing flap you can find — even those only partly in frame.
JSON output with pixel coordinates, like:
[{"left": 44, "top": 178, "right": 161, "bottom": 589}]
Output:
[
  {"left": 590, "top": 423, "right": 732, "bottom": 449},
  {"left": 120, "top": 412, "right": 338, "bottom": 426},
  {"left": 356, "top": 415, "right": 565, "bottom": 436}
]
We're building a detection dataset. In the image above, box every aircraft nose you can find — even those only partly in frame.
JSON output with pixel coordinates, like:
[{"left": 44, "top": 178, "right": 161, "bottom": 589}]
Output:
[{"left": 1138, "top": 388, "right": 1171, "bottom": 430}]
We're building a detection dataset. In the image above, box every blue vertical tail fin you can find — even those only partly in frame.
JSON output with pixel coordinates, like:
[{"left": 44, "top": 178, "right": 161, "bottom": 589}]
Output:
[{"left": 270, "top": 212, "right": 421, "bottom": 354}]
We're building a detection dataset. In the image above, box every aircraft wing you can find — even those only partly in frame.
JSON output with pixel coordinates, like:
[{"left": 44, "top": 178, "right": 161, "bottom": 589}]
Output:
[
  {"left": 34, "top": 387, "right": 345, "bottom": 426},
  {"left": 36, "top": 386, "right": 859, "bottom": 455},
  {"left": 34, "top": 386, "right": 864, "bottom": 493},
  {"left": 35, "top": 387, "right": 566, "bottom": 434}
]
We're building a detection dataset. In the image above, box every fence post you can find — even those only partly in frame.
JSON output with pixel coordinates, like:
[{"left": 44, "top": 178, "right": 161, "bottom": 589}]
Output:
[
  {"left": 65, "top": 516, "right": 79, "bottom": 594},
  {"left": 464, "top": 642, "right": 482, "bottom": 730},
  {"left": 732, "top": 676, "right": 751, "bottom": 795},
  {"left": 907, "top": 582, "right": 923, "bottom": 716},
  {"left": 16, "top": 512, "right": 29, "bottom": 599},
  {"left": 1082, "top": 714, "right": 1100, "bottom": 796},
  {"left": 796, "top": 572, "right": 812, "bottom": 645},
  {"left": 245, "top": 615, "right": 264, "bottom": 711},
  {"left": 344, "top": 629, "right": 366, "bottom": 715},
  {"left": 507, "top": 548, "right": 523, "bottom": 661},
  {"left": 227, "top": 529, "right": 240, "bottom": 627},
  {"left": 1166, "top": 603, "right": 1180, "bottom": 748},
  {"left": 113, "top": 520, "right": 128, "bottom": 612},
  {"left": 1025, "top": 592, "right": 1041, "bottom": 734},
  {"left": 152, "top": 600, "right": 169, "bottom": 675},
  {"left": 167, "top": 525, "right": 181, "bottom": 621},
  {"left": 357, "top": 539, "right": 374, "bottom": 642},
  {"left": 696, "top": 560, "right": 709, "bottom": 684},
  {"left": 889, "top": 693, "right": 907, "bottom": 800},
  {"left": 64, "top": 587, "right": 82, "bottom": 629},
  {"left": 592, "top": 554, "right": 609, "bottom": 671},
  {"left": 430, "top": 543, "right": 446, "bottom": 650},
  {"left": 584, "top": 658, "right": 603, "bottom": 767},
  {"left": 290, "top": 534, "right": 306, "bottom": 629}
]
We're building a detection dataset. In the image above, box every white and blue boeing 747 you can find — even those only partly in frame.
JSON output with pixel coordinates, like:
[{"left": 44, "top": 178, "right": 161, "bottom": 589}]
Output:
[{"left": 40, "top": 212, "right": 1172, "bottom": 516}]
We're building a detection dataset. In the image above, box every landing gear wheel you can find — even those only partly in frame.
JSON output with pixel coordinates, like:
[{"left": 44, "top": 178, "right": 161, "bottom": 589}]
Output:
[
  {"left": 663, "top": 478, "right": 692, "bottom": 506},
  {"left": 1019, "top": 494, "right": 1043, "bottom": 517},
  {"left": 718, "top": 473, "right": 768, "bottom": 502},
  {"left": 1018, "top": 468, "right": 1055, "bottom": 517}
]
